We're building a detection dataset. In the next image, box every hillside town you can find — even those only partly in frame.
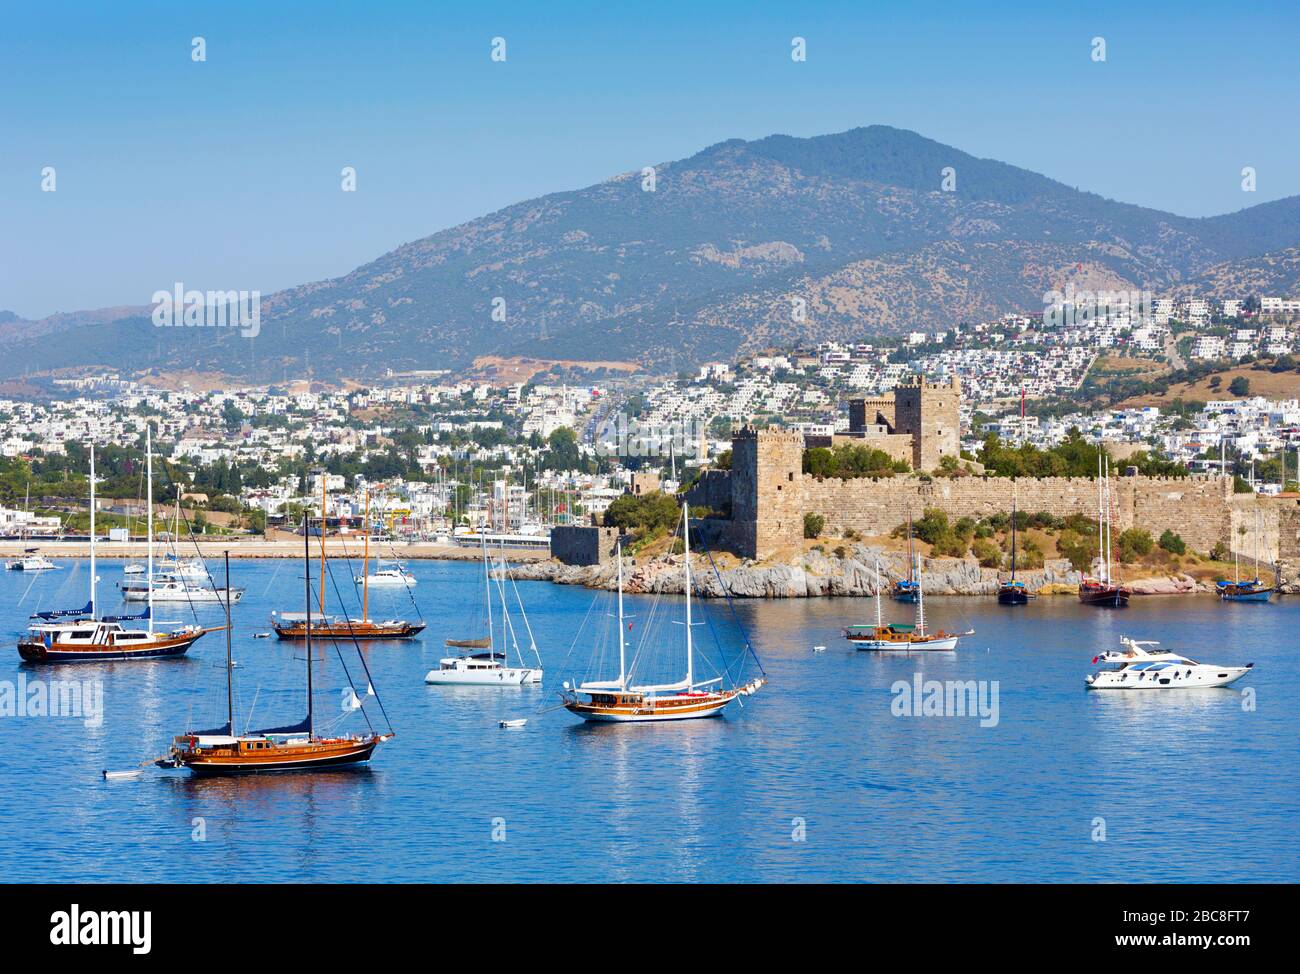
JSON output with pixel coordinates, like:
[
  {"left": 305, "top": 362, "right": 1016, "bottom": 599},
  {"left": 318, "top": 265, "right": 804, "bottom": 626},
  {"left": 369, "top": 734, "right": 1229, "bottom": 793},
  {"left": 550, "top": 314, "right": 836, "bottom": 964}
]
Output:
[{"left": 2, "top": 291, "right": 1299, "bottom": 541}]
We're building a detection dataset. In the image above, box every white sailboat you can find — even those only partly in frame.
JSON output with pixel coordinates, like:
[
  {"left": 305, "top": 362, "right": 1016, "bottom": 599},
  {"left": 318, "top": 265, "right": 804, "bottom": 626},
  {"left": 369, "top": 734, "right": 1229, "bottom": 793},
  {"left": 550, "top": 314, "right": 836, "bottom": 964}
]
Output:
[
  {"left": 843, "top": 556, "right": 968, "bottom": 650},
  {"left": 562, "top": 503, "right": 765, "bottom": 721},
  {"left": 425, "top": 535, "right": 543, "bottom": 686}
]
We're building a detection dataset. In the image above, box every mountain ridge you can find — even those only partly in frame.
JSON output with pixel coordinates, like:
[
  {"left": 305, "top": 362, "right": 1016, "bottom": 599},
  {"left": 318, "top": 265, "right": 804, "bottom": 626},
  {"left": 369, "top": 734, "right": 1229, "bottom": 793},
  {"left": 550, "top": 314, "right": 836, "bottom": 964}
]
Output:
[{"left": 5, "top": 125, "right": 1300, "bottom": 381}]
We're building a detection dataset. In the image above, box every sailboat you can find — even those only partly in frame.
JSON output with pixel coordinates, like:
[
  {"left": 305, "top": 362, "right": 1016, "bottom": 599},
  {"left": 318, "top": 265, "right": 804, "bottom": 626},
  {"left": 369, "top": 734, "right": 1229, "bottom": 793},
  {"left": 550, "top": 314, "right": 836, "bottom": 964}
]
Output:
[
  {"left": 1078, "top": 454, "right": 1131, "bottom": 607},
  {"left": 893, "top": 512, "right": 920, "bottom": 602},
  {"left": 997, "top": 498, "right": 1032, "bottom": 605},
  {"left": 844, "top": 556, "right": 971, "bottom": 650},
  {"left": 272, "top": 484, "right": 425, "bottom": 640},
  {"left": 1218, "top": 509, "right": 1275, "bottom": 602},
  {"left": 425, "top": 534, "right": 543, "bottom": 685},
  {"left": 17, "top": 432, "right": 213, "bottom": 663},
  {"left": 6, "top": 549, "right": 57, "bottom": 571},
  {"left": 562, "top": 504, "right": 766, "bottom": 721},
  {"left": 162, "top": 527, "right": 394, "bottom": 775}
]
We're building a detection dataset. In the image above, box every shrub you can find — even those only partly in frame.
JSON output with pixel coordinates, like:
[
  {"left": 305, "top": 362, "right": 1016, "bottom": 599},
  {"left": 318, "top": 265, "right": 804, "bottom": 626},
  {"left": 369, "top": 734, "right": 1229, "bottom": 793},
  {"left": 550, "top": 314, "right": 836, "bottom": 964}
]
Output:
[
  {"left": 1228, "top": 376, "right": 1250, "bottom": 397},
  {"left": 803, "top": 512, "right": 826, "bottom": 539},
  {"left": 1210, "top": 540, "right": 1230, "bottom": 562},
  {"left": 930, "top": 532, "right": 970, "bottom": 558},
  {"left": 1058, "top": 530, "right": 1099, "bottom": 573},
  {"left": 1159, "top": 530, "right": 1186, "bottom": 555},
  {"left": 1016, "top": 537, "right": 1045, "bottom": 570},
  {"left": 971, "top": 537, "right": 1003, "bottom": 568},
  {"left": 1117, "top": 528, "right": 1154, "bottom": 562}
]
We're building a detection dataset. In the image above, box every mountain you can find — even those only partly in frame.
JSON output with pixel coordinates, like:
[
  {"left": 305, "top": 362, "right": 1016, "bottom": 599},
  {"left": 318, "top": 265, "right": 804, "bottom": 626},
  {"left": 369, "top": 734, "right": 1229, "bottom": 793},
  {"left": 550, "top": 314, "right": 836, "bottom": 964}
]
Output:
[{"left": 5, "top": 125, "right": 1300, "bottom": 381}]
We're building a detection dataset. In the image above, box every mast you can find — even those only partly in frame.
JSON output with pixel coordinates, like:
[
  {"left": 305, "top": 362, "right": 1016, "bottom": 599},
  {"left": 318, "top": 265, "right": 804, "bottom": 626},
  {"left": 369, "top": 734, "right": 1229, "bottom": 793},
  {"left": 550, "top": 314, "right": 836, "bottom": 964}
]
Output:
[
  {"left": 683, "top": 502, "right": 694, "bottom": 690},
  {"left": 1010, "top": 496, "right": 1017, "bottom": 582},
  {"left": 318, "top": 473, "right": 327, "bottom": 615},
  {"left": 915, "top": 553, "right": 926, "bottom": 637},
  {"left": 496, "top": 540, "right": 511, "bottom": 664},
  {"left": 1097, "top": 451, "right": 1105, "bottom": 584},
  {"left": 224, "top": 550, "right": 233, "bottom": 735},
  {"left": 88, "top": 444, "right": 96, "bottom": 619},
  {"left": 874, "top": 558, "right": 882, "bottom": 628},
  {"left": 481, "top": 531, "right": 494, "bottom": 657},
  {"left": 304, "top": 512, "right": 314, "bottom": 737},
  {"left": 907, "top": 511, "right": 916, "bottom": 583},
  {"left": 362, "top": 488, "right": 370, "bottom": 623},
  {"left": 146, "top": 426, "right": 153, "bottom": 633},
  {"left": 616, "top": 535, "right": 627, "bottom": 689}
]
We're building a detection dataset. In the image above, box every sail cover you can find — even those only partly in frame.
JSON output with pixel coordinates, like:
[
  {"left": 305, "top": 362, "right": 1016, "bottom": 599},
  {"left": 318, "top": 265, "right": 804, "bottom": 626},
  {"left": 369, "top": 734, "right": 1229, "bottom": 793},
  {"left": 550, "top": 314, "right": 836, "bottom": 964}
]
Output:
[
  {"left": 32, "top": 601, "right": 94, "bottom": 621},
  {"left": 445, "top": 637, "right": 492, "bottom": 648}
]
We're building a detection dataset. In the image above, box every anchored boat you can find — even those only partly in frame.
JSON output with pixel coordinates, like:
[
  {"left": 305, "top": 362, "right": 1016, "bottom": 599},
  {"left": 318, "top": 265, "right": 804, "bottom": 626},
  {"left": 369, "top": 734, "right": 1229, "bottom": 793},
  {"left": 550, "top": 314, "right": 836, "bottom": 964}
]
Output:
[
  {"left": 1079, "top": 454, "right": 1131, "bottom": 607},
  {"left": 561, "top": 504, "right": 765, "bottom": 722},
  {"left": 272, "top": 485, "right": 425, "bottom": 640},
  {"left": 161, "top": 527, "right": 393, "bottom": 775},
  {"left": 845, "top": 557, "right": 970, "bottom": 651},
  {"left": 1218, "top": 510, "right": 1275, "bottom": 603},
  {"left": 997, "top": 497, "right": 1033, "bottom": 605},
  {"left": 425, "top": 533, "right": 543, "bottom": 685},
  {"left": 17, "top": 431, "right": 213, "bottom": 663},
  {"left": 1085, "top": 636, "right": 1254, "bottom": 690}
]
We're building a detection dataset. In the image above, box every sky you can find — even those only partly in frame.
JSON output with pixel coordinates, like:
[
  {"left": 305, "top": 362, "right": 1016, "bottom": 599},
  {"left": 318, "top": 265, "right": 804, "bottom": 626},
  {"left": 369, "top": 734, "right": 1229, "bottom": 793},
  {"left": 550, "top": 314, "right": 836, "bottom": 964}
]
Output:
[{"left": 2, "top": 0, "right": 1298, "bottom": 319}]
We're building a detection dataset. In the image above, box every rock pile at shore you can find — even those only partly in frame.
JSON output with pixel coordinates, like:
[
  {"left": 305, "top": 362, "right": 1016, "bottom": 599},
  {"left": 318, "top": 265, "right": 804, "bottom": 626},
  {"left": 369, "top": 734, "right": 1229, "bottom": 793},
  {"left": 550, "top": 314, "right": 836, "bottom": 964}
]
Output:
[{"left": 508, "top": 544, "right": 1216, "bottom": 599}]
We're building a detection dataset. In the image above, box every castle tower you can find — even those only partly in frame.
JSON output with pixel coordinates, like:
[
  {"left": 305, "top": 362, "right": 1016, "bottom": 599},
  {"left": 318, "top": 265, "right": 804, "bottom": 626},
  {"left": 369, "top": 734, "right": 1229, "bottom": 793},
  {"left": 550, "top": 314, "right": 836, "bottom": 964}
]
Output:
[
  {"left": 891, "top": 376, "right": 960, "bottom": 472},
  {"left": 729, "top": 427, "right": 805, "bottom": 559}
]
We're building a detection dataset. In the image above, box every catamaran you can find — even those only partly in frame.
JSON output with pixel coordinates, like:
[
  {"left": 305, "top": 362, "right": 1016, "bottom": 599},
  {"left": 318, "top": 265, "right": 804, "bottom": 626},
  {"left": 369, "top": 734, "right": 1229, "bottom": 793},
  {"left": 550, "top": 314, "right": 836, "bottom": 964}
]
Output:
[
  {"left": 1079, "top": 454, "right": 1131, "bottom": 607},
  {"left": 161, "top": 532, "right": 394, "bottom": 775},
  {"left": 1218, "top": 509, "right": 1275, "bottom": 602},
  {"left": 1085, "top": 636, "right": 1254, "bottom": 690},
  {"left": 272, "top": 485, "right": 425, "bottom": 640},
  {"left": 561, "top": 504, "right": 765, "bottom": 721},
  {"left": 845, "top": 557, "right": 971, "bottom": 651},
  {"left": 355, "top": 560, "right": 417, "bottom": 587},
  {"left": 997, "top": 498, "right": 1033, "bottom": 605},
  {"left": 17, "top": 433, "right": 213, "bottom": 663},
  {"left": 425, "top": 534, "right": 543, "bottom": 685}
]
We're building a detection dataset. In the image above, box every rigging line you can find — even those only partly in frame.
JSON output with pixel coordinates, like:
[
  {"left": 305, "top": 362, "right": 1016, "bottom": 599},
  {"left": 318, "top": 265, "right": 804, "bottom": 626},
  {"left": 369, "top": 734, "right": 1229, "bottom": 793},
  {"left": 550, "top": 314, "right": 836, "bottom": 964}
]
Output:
[
  {"left": 507, "top": 560, "right": 543, "bottom": 668},
  {"left": 320, "top": 546, "right": 391, "bottom": 736},
  {"left": 703, "top": 545, "right": 766, "bottom": 677}
]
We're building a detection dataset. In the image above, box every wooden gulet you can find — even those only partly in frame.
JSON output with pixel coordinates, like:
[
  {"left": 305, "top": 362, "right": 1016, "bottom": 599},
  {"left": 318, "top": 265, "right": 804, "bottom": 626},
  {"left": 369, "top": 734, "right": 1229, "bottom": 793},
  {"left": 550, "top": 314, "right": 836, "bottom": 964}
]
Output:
[
  {"left": 844, "top": 555, "right": 971, "bottom": 651},
  {"left": 562, "top": 504, "right": 765, "bottom": 722},
  {"left": 17, "top": 430, "right": 213, "bottom": 663},
  {"left": 164, "top": 520, "right": 393, "bottom": 776},
  {"left": 272, "top": 482, "right": 425, "bottom": 640}
]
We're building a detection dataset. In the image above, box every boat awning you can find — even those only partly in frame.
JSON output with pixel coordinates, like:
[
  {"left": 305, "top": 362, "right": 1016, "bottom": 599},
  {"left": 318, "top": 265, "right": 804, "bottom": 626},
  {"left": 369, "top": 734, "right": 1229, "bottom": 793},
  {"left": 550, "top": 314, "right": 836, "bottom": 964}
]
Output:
[{"left": 192, "top": 735, "right": 240, "bottom": 746}]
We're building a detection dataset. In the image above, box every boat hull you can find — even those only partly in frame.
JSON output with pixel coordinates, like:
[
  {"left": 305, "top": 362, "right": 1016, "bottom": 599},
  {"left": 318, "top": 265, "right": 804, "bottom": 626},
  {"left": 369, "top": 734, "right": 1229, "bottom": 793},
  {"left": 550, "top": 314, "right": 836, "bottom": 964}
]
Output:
[
  {"left": 997, "top": 587, "right": 1030, "bottom": 605},
  {"left": 424, "top": 667, "right": 541, "bottom": 686},
  {"left": 849, "top": 635, "right": 960, "bottom": 651},
  {"left": 1078, "top": 584, "right": 1131, "bottom": 607},
  {"left": 565, "top": 695, "right": 733, "bottom": 722},
  {"left": 1219, "top": 588, "right": 1274, "bottom": 603},
  {"left": 1086, "top": 665, "right": 1252, "bottom": 690},
  {"left": 272, "top": 621, "right": 426, "bottom": 641},
  {"left": 180, "top": 739, "right": 380, "bottom": 776},
  {"left": 17, "top": 632, "right": 200, "bottom": 664}
]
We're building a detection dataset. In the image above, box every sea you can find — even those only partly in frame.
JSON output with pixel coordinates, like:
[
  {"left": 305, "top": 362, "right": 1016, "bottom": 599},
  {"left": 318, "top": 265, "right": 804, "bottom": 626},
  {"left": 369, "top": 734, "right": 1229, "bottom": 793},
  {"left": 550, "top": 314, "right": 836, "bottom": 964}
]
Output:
[{"left": 0, "top": 556, "right": 1295, "bottom": 883}]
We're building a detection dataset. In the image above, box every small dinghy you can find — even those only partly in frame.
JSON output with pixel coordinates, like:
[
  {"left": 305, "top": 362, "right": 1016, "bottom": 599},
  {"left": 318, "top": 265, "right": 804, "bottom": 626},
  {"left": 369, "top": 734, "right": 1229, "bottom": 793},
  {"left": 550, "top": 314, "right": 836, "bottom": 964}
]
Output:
[
  {"left": 253, "top": 632, "right": 271, "bottom": 639},
  {"left": 499, "top": 718, "right": 528, "bottom": 729},
  {"left": 102, "top": 769, "right": 143, "bottom": 781},
  {"left": 813, "top": 645, "right": 827, "bottom": 653}
]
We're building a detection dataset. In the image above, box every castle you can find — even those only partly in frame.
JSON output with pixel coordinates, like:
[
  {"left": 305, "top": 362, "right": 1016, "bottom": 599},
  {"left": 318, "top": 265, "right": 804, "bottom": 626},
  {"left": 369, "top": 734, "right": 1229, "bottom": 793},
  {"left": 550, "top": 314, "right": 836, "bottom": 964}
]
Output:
[{"left": 685, "top": 376, "right": 1285, "bottom": 564}]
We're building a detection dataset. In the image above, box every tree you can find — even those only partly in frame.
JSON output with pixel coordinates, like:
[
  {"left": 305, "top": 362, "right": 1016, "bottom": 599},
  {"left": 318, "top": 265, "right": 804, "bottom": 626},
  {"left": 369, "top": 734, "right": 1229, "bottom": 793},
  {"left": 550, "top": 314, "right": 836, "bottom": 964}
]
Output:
[
  {"left": 1117, "top": 528, "right": 1154, "bottom": 562},
  {"left": 803, "top": 513, "right": 825, "bottom": 539},
  {"left": 1228, "top": 376, "right": 1250, "bottom": 397}
]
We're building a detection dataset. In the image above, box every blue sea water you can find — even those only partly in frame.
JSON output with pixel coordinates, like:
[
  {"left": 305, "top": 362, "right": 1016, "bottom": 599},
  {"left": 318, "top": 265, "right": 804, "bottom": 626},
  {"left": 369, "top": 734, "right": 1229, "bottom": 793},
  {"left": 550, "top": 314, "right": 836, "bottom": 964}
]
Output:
[{"left": 0, "top": 557, "right": 1295, "bottom": 883}]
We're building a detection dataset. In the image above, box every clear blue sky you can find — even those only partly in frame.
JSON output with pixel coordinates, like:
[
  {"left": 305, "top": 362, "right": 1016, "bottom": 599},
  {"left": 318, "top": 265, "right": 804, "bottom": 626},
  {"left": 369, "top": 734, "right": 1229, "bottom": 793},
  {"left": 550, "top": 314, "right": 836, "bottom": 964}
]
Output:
[{"left": 3, "top": 0, "right": 1297, "bottom": 319}]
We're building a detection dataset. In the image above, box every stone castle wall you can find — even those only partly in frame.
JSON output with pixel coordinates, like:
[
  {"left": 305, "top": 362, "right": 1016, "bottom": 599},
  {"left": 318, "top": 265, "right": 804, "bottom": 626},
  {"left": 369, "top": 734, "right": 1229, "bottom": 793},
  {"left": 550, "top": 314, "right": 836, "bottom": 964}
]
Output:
[{"left": 703, "top": 428, "right": 1254, "bottom": 560}]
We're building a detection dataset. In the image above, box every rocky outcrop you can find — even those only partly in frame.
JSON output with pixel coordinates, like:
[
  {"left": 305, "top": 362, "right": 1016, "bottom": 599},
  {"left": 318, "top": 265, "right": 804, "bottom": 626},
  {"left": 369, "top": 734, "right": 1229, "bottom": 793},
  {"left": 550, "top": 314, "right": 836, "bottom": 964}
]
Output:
[{"left": 513, "top": 544, "right": 1089, "bottom": 598}]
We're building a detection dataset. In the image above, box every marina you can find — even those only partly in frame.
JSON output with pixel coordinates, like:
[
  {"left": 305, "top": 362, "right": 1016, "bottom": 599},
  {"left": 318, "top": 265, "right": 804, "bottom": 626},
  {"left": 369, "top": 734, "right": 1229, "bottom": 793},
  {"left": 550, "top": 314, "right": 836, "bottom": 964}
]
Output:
[{"left": 0, "top": 555, "right": 1290, "bottom": 883}]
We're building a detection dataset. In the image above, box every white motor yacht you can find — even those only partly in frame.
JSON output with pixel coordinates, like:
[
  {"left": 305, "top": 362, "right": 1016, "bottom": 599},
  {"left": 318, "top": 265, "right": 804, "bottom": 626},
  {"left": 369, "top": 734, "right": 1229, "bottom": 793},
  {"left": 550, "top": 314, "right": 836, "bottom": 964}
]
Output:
[
  {"left": 1085, "top": 637, "right": 1254, "bottom": 690},
  {"left": 355, "top": 561, "right": 417, "bottom": 587},
  {"left": 425, "top": 652, "right": 542, "bottom": 686}
]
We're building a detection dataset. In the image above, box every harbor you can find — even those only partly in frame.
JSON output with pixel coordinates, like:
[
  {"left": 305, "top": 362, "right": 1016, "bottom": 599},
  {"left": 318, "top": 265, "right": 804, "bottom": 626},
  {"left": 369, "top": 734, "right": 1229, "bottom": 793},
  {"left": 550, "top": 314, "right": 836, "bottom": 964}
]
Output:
[{"left": 0, "top": 552, "right": 1291, "bottom": 883}]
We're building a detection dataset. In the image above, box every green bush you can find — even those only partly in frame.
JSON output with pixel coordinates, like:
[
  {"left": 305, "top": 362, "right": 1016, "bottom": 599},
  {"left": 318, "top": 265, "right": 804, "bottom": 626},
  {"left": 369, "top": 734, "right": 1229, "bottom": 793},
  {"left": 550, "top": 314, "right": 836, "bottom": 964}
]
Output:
[
  {"left": 803, "top": 512, "right": 826, "bottom": 539},
  {"left": 1057, "top": 530, "right": 1099, "bottom": 573},
  {"left": 1117, "top": 528, "right": 1154, "bottom": 562},
  {"left": 971, "top": 537, "right": 1003, "bottom": 568},
  {"left": 1159, "top": 530, "right": 1186, "bottom": 555}
]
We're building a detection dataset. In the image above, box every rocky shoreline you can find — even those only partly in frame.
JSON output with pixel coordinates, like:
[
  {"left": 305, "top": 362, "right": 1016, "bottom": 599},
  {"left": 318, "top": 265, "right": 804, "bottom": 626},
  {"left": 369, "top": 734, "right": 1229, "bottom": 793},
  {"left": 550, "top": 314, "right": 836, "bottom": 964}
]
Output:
[{"left": 508, "top": 544, "right": 1213, "bottom": 598}]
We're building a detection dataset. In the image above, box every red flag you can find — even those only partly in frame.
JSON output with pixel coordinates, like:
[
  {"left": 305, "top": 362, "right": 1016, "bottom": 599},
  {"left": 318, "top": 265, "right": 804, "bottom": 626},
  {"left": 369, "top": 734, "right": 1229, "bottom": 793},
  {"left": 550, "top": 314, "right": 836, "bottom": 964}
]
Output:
[{"left": 1091, "top": 656, "right": 1099, "bottom": 664}]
